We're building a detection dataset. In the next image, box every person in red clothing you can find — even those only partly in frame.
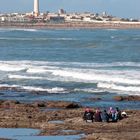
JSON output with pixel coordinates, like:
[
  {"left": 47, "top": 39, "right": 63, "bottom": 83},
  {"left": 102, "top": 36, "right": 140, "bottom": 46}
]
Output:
[{"left": 94, "top": 108, "right": 102, "bottom": 122}]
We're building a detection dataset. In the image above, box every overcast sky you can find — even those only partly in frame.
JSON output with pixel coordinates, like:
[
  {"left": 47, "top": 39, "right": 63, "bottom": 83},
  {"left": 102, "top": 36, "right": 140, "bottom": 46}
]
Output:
[{"left": 0, "top": 0, "right": 139, "bottom": 19}]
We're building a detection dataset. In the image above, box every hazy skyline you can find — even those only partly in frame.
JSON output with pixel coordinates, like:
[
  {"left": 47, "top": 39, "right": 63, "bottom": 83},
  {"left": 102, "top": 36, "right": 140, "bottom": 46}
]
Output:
[{"left": 0, "top": 0, "right": 140, "bottom": 19}]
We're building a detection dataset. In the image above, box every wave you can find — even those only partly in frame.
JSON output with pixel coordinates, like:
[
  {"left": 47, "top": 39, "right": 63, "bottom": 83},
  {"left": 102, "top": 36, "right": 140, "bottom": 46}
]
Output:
[
  {"left": 1, "top": 61, "right": 140, "bottom": 68},
  {"left": 74, "top": 88, "right": 106, "bottom": 93},
  {"left": 8, "top": 74, "right": 46, "bottom": 80},
  {"left": 0, "top": 37, "right": 77, "bottom": 41},
  {"left": 0, "top": 64, "right": 26, "bottom": 72},
  {"left": 105, "top": 29, "right": 118, "bottom": 31},
  {"left": 0, "top": 84, "right": 105, "bottom": 94},
  {"left": 26, "top": 68, "right": 49, "bottom": 74},
  {"left": 22, "top": 86, "right": 67, "bottom": 93},
  {"left": 0, "top": 28, "right": 38, "bottom": 32},
  {"left": 0, "top": 84, "right": 67, "bottom": 93},
  {"left": 48, "top": 69, "right": 140, "bottom": 85},
  {"left": 0, "top": 37, "right": 33, "bottom": 41},
  {"left": 9, "top": 28, "right": 37, "bottom": 32},
  {"left": 97, "top": 82, "right": 140, "bottom": 94},
  {"left": 45, "top": 61, "right": 140, "bottom": 68},
  {"left": 0, "top": 60, "right": 140, "bottom": 87}
]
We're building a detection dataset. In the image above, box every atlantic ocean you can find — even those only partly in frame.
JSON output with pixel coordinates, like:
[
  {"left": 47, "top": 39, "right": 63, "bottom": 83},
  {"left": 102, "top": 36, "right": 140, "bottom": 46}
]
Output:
[{"left": 0, "top": 28, "right": 140, "bottom": 109}]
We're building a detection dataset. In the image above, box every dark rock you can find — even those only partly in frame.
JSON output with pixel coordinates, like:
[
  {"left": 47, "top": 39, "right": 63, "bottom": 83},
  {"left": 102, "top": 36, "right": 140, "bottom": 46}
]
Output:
[
  {"left": 89, "top": 97, "right": 102, "bottom": 101},
  {"left": 33, "top": 101, "right": 46, "bottom": 108},
  {"left": 114, "top": 95, "right": 140, "bottom": 101},
  {"left": 46, "top": 101, "right": 80, "bottom": 108},
  {"left": 55, "top": 113, "right": 58, "bottom": 116},
  {"left": 65, "top": 103, "right": 81, "bottom": 109},
  {"left": 114, "top": 96, "right": 123, "bottom": 101},
  {"left": 1, "top": 100, "right": 20, "bottom": 108}
]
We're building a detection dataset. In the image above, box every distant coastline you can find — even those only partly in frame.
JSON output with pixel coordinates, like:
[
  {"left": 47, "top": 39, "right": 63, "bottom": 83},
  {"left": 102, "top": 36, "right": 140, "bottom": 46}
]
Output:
[{"left": 1, "top": 21, "right": 140, "bottom": 29}]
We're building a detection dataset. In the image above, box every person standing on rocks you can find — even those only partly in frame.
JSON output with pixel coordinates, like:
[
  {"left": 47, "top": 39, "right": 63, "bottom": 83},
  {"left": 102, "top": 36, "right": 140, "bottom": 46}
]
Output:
[{"left": 83, "top": 107, "right": 94, "bottom": 122}]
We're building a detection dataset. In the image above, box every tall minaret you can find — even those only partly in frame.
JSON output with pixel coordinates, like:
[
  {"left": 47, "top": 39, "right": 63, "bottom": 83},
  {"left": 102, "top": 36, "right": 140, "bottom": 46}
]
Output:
[{"left": 34, "top": 0, "right": 39, "bottom": 17}]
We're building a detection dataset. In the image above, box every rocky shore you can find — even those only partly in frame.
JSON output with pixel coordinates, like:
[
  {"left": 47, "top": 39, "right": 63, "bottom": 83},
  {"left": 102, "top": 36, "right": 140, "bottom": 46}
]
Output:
[
  {"left": 0, "top": 99, "right": 140, "bottom": 140},
  {"left": 1, "top": 21, "right": 140, "bottom": 29}
]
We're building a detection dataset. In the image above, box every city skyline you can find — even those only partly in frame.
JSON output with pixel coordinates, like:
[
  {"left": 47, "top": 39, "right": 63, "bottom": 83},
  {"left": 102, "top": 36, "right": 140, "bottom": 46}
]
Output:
[{"left": 0, "top": 0, "right": 140, "bottom": 19}]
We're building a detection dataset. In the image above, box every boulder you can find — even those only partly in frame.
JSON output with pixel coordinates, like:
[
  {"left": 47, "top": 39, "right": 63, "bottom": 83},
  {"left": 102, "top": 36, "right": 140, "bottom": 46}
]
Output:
[
  {"left": 46, "top": 101, "right": 81, "bottom": 109},
  {"left": 114, "top": 95, "right": 140, "bottom": 101},
  {"left": 65, "top": 103, "right": 81, "bottom": 109},
  {"left": 33, "top": 101, "right": 46, "bottom": 108}
]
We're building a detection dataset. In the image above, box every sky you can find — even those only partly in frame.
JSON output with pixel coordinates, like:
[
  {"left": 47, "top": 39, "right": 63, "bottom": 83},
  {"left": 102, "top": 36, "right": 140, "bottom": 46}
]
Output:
[{"left": 0, "top": 0, "right": 140, "bottom": 19}]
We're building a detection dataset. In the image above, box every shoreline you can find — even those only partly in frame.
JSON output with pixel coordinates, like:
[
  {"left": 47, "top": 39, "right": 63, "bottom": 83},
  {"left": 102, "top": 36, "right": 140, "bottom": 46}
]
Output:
[
  {"left": 0, "top": 99, "right": 140, "bottom": 140},
  {"left": 1, "top": 21, "right": 140, "bottom": 29}
]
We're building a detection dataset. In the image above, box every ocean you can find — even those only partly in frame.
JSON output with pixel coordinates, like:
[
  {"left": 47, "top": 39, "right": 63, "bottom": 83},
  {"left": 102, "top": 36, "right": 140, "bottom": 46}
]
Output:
[{"left": 0, "top": 28, "right": 140, "bottom": 109}]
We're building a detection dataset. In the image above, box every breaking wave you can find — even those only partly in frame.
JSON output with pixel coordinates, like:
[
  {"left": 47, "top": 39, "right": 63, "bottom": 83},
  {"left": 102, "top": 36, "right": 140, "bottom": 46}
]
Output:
[
  {"left": 0, "top": 64, "right": 26, "bottom": 72},
  {"left": 98, "top": 82, "right": 140, "bottom": 94},
  {"left": 0, "top": 60, "right": 140, "bottom": 95},
  {"left": 8, "top": 74, "right": 46, "bottom": 80},
  {"left": 0, "top": 84, "right": 67, "bottom": 93},
  {"left": 1, "top": 61, "right": 140, "bottom": 69},
  {"left": 74, "top": 88, "right": 106, "bottom": 93},
  {"left": 48, "top": 69, "right": 140, "bottom": 85},
  {"left": 9, "top": 28, "right": 37, "bottom": 32}
]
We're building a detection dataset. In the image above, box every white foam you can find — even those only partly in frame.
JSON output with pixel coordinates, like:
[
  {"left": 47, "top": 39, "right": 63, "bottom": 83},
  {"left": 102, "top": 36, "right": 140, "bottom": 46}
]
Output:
[
  {"left": 74, "top": 88, "right": 105, "bottom": 93},
  {"left": 98, "top": 82, "right": 140, "bottom": 93},
  {"left": 8, "top": 74, "right": 45, "bottom": 80},
  {"left": 50, "top": 69, "right": 140, "bottom": 85},
  {"left": 0, "top": 84, "right": 67, "bottom": 93},
  {"left": 1, "top": 60, "right": 140, "bottom": 68},
  {"left": 22, "top": 86, "right": 67, "bottom": 93},
  {"left": 0, "top": 64, "right": 26, "bottom": 72},
  {"left": 10, "top": 28, "right": 37, "bottom": 32},
  {"left": 0, "top": 84, "right": 20, "bottom": 88},
  {"left": 26, "top": 68, "right": 48, "bottom": 74},
  {"left": 0, "top": 60, "right": 140, "bottom": 90}
]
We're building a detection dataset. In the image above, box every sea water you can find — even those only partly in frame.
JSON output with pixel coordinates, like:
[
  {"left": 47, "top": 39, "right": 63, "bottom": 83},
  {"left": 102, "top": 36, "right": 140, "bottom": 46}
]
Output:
[
  {"left": 0, "top": 128, "right": 82, "bottom": 140},
  {"left": 0, "top": 28, "right": 140, "bottom": 109}
]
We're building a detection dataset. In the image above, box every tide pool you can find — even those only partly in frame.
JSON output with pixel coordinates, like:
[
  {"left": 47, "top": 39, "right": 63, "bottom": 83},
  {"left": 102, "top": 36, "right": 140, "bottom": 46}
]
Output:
[{"left": 0, "top": 128, "right": 82, "bottom": 140}]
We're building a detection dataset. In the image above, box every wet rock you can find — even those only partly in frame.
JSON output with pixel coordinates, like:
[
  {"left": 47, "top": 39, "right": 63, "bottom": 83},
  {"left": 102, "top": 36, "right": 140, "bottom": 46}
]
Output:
[
  {"left": 65, "top": 103, "right": 81, "bottom": 109},
  {"left": 114, "top": 96, "right": 124, "bottom": 101},
  {"left": 33, "top": 101, "right": 46, "bottom": 108},
  {"left": 0, "top": 100, "right": 20, "bottom": 108},
  {"left": 114, "top": 95, "right": 140, "bottom": 101},
  {"left": 88, "top": 97, "right": 102, "bottom": 101},
  {"left": 46, "top": 101, "right": 81, "bottom": 109},
  {"left": 0, "top": 99, "right": 140, "bottom": 140}
]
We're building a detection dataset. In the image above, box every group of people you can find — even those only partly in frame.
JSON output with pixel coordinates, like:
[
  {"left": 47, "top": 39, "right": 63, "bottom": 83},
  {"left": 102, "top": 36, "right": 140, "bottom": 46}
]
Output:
[{"left": 83, "top": 107, "right": 127, "bottom": 123}]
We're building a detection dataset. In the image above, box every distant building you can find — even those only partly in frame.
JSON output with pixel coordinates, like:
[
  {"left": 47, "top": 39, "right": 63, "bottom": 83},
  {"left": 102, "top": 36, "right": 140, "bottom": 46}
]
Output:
[
  {"left": 34, "top": 0, "right": 40, "bottom": 17},
  {"left": 58, "top": 9, "right": 66, "bottom": 15},
  {"left": 46, "top": 13, "right": 65, "bottom": 23},
  {"left": 102, "top": 11, "right": 107, "bottom": 17},
  {"left": 0, "top": 15, "right": 32, "bottom": 23}
]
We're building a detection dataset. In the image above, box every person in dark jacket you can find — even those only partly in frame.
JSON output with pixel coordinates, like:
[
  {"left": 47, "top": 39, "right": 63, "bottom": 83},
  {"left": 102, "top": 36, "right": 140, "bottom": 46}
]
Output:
[
  {"left": 115, "top": 107, "right": 122, "bottom": 121},
  {"left": 101, "top": 110, "right": 109, "bottom": 122},
  {"left": 83, "top": 107, "right": 94, "bottom": 122}
]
